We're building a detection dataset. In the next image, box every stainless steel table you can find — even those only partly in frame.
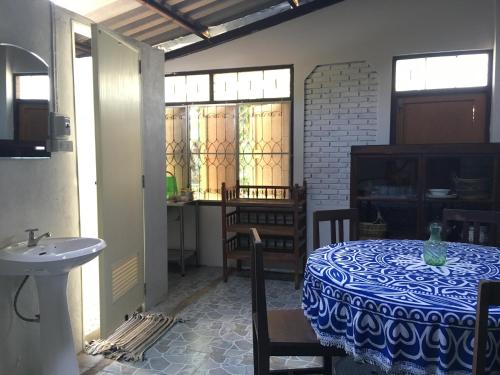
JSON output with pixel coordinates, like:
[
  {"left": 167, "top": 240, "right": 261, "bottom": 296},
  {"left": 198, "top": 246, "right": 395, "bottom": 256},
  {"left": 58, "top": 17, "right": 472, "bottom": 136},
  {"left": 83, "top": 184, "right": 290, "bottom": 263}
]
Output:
[{"left": 167, "top": 200, "right": 200, "bottom": 275}]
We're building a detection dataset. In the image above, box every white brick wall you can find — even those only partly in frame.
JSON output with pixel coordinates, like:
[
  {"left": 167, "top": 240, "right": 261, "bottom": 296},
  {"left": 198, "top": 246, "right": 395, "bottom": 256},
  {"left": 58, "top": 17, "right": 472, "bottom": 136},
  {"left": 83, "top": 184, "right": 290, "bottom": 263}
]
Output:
[{"left": 304, "top": 61, "right": 378, "bottom": 208}]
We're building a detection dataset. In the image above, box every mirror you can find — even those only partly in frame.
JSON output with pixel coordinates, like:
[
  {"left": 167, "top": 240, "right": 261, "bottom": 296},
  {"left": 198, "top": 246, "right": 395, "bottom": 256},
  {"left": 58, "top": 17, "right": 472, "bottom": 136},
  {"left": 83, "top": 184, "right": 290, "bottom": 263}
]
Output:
[{"left": 0, "top": 43, "right": 50, "bottom": 157}]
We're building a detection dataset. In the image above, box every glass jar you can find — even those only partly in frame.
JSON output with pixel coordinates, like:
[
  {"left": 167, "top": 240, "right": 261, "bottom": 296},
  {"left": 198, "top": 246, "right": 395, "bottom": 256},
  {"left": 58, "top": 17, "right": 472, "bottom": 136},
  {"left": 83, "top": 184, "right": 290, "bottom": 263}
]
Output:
[{"left": 423, "top": 222, "right": 447, "bottom": 266}]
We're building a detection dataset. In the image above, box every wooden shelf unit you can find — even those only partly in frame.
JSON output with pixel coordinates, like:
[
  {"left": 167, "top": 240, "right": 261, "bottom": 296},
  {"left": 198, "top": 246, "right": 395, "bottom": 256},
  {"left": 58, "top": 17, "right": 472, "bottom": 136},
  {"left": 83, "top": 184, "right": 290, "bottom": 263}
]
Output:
[
  {"left": 350, "top": 143, "right": 500, "bottom": 240},
  {"left": 221, "top": 181, "right": 307, "bottom": 289}
]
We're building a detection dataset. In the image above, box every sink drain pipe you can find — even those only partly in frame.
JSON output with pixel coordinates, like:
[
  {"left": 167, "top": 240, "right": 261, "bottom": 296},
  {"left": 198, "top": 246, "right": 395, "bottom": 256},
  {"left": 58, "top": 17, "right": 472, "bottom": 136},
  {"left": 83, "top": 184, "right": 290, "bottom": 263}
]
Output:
[{"left": 14, "top": 275, "right": 40, "bottom": 323}]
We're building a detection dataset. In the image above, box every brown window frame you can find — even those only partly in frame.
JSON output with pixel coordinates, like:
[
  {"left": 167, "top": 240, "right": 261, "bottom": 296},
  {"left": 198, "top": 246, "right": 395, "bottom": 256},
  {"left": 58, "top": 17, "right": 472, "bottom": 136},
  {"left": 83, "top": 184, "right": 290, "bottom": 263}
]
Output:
[{"left": 165, "top": 65, "right": 294, "bottom": 201}]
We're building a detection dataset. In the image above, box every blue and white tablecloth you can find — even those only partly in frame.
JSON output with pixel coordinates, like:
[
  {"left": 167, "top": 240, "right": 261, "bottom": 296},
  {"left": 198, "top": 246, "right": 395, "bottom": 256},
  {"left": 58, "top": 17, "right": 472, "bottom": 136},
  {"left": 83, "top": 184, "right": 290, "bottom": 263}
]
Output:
[{"left": 302, "top": 240, "right": 500, "bottom": 375}]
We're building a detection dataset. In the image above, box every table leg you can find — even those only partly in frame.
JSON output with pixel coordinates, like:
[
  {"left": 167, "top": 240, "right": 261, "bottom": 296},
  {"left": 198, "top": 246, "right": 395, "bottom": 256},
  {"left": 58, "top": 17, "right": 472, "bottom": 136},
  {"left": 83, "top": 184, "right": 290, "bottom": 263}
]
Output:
[
  {"left": 180, "top": 206, "right": 185, "bottom": 276},
  {"left": 195, "top": 201, "right": 200, "bottom": 266}
]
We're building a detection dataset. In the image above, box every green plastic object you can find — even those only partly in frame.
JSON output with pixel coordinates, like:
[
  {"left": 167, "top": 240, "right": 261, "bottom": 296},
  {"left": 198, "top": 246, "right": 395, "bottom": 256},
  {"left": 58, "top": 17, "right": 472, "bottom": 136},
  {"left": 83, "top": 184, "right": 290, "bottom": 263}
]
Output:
[
  {"left": 423, "top": 222, "right": 447, "bottom": 266},
  {"left": 165, "top": 172, "right": 178, "bottom": 199}
]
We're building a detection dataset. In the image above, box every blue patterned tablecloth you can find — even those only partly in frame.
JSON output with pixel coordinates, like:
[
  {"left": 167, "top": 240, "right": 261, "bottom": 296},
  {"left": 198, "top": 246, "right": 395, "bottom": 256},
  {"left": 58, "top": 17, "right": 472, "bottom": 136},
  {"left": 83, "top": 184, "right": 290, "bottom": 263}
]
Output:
[{"left": 302, "top": 240, "right": 500, "bottom": 375}]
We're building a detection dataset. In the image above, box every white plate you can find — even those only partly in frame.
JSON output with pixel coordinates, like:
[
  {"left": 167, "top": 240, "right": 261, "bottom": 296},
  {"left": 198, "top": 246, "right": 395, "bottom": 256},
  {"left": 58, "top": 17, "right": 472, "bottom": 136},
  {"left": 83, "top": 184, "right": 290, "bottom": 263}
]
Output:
[{"left": 426, "top": 193, "right": 457, "bottom": 199}]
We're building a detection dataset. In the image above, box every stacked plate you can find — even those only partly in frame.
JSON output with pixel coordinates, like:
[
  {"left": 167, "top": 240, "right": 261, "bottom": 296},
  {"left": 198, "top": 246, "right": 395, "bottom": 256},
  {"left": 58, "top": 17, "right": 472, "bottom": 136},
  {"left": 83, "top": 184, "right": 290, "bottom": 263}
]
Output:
[{"left": 426, "top": 188, "right": 457, "bottom": 199}]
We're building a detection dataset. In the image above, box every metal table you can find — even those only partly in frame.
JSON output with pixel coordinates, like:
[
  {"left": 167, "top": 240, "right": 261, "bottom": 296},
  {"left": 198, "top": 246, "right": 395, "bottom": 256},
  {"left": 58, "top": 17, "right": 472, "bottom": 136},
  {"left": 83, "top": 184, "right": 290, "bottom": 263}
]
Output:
[{"left": 167, "top": 200, "right": 200, "bottom": 275}]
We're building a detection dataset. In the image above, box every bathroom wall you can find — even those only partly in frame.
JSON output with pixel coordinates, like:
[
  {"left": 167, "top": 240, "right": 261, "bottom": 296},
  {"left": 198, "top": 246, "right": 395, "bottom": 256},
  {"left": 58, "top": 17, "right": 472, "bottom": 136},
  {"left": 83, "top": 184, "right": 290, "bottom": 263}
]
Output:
[{"left": 0, "top": 1, "right": 81, "bottom": 374}]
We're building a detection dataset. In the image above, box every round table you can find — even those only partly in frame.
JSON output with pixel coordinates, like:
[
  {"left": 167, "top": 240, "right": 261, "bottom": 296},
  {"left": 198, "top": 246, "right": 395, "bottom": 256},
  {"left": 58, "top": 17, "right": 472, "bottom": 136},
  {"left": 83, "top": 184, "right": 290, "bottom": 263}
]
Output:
[{"left": 302, "top": 240, "right": 500, "bottom": 375}]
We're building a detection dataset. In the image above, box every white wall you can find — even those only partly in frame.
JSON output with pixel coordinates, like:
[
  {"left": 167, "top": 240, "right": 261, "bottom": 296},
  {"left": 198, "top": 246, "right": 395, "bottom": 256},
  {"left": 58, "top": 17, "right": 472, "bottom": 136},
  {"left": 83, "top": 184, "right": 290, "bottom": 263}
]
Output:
[
  {"left": 165, "top": 0, "right": 496, "bottom": 266},
  {"left": 0, "top": 2, "right": 82, "bottom": 374},
  {"left": 135, "top": 42, "right": 168, "bottom": 310},
  {"left": 0, "top": 3, "right": 168, "bottom": 374}
]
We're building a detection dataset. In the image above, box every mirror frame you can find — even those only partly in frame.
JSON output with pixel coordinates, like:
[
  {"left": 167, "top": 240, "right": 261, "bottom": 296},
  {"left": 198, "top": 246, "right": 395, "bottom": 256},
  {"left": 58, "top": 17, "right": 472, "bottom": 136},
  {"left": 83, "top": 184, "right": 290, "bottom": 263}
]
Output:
[{"left": 0, "top": 43, "right": 51, "bottom": 158}]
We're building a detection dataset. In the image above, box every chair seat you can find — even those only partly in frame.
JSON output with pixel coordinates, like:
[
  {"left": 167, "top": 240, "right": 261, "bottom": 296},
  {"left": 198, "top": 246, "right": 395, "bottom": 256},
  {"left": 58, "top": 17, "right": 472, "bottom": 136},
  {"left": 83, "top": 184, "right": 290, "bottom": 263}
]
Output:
[{"left": 267, "top": 309, "right": 318, "bottom": 344}]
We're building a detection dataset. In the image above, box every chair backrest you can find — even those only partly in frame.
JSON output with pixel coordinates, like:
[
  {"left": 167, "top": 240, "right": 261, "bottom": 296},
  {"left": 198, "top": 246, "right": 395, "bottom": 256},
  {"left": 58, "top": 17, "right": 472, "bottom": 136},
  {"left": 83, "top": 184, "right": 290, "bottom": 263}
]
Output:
[
  {"left": 313, "top": 209, "right": 359, "bottom": 250},
  {"left": 473, "top": 280, "right": 500, "bottom": 375},
  {"left": 442, "top": 209, "right": 500, "bottom": 246},
  {"left": 250, "top": 228, "right": 269, "bottom": 343}
]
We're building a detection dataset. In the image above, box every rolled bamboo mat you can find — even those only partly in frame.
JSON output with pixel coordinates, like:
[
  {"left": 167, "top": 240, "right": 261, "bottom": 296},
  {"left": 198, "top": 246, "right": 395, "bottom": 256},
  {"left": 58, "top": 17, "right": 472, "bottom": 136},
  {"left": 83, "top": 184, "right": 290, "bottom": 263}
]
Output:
[{"left": 84, "top": 312, "right": 176, "bottom": 361}]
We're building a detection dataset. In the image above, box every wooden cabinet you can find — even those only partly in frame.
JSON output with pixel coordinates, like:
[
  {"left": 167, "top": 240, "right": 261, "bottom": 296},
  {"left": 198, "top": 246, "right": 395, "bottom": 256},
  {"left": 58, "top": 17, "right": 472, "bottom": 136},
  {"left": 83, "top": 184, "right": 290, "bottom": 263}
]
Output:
[
  {"left": 350, "top": 144, "right": 500, "bottom": 240},
  {"left": 221, "top": 182, "right": 307, "bottom": 289}
]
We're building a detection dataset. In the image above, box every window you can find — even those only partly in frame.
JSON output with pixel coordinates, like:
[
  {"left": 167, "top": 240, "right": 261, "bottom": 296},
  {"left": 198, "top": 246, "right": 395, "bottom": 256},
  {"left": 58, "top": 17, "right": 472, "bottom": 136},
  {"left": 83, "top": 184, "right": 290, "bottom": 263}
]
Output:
[
  {"left": 391, "top": 51, "right": 492, "bottom": 145},
  {"left": 15, "top": 74, "right": 50, "bottom": 100},
  {"left": 395, "top": 52, "right": 489, "bottom": 92},
  {"left": 165, "top": 66, "right": 292, "bottom": 200},
  {"left": 14, "top": 74, "right": 50, "bottom": 142}
]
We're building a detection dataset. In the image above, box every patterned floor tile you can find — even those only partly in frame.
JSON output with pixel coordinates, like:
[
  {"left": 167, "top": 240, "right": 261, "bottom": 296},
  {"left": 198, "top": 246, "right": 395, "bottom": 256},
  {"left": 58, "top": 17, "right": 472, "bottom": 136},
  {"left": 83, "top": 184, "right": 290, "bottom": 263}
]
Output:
[{"left": 80, "top": 266, "right": 333, "bottom": 374}]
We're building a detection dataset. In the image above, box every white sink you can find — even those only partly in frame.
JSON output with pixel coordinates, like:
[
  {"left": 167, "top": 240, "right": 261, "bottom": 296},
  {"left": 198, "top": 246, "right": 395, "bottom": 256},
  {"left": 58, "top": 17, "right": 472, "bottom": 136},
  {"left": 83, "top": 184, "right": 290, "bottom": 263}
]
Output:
[
  {"left": 1, "top": 236, "right": 106, "bottom": 375},
  {"left": 0, "top": 237, "right": 105, "bottom": 275}
]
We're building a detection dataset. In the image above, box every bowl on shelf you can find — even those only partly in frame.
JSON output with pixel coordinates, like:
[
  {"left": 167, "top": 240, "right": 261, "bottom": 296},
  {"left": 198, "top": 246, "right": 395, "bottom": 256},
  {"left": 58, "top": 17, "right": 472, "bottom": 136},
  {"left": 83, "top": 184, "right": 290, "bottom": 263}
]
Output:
[{"left": 427, "top": 188, "right": 450, "bottom": 197}]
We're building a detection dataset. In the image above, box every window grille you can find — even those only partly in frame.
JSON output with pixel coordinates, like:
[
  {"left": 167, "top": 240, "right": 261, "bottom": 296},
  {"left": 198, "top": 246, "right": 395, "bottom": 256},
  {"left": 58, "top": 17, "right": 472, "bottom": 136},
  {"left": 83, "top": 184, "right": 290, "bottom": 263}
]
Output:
[{"left": 166, "top": 102, "right": 291, "bottom": 200}]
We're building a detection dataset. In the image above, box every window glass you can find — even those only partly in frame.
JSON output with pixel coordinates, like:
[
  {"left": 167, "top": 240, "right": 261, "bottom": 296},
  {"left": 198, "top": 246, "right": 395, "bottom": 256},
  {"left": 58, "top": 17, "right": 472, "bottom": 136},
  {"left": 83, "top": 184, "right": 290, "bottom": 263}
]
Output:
[
  {"left": 395, "top": 53, "right": 489, "bottom": 92},
  {"left": 165, "top": 76, "right": 187, "bottom": 102},
  {"left": 263, "top": 69, "right": 291, "bottom": 98},
  {"left": 183, "top": 67, "right": 291, "bottom": 102},
  {"left": 425, "top": 56, "right": 457, "bottom": 89},
  {"left": 455, "top": 54, "right": 489, "bottom": 88},
  {"left": 237, "top": 71, "right": 264, "bottom": 100},
  {"left": 186, "top": 74, "right": 210, "bottom": 102},
  {"left": 165, "top": 102, "right": 291, "bottom": 200},
  {"left": 16, "top": 75, "right": 50, "bottom": 100},
  {"left": 213, "top": 73, "right": 237, "bottom": 101}
]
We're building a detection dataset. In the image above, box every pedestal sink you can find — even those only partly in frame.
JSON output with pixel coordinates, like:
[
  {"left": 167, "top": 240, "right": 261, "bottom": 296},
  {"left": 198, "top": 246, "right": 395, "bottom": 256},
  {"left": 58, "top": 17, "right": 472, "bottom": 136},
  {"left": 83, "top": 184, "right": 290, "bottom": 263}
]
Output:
[{"left": 0, "top": 237, "right": 106, "bottom": 375}]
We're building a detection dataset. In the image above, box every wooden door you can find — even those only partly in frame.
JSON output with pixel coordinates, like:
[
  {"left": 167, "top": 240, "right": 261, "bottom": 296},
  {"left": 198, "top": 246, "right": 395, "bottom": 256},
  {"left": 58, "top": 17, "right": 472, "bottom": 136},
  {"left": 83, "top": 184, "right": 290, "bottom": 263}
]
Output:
[
  {"left": 395, "top": 93, "right": 487, "bottom": 144},
  {"left": 92, "top": 25, "right": 144, "bottom": 337}
]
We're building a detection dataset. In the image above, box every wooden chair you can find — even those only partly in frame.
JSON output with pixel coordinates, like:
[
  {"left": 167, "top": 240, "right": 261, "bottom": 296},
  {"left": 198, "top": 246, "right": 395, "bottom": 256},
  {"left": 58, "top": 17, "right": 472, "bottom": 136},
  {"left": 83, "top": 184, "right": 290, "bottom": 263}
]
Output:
[
  {"left": 313, "top": 209, "right": 359, "bottom": 250},
  {"left": 250, "top": 228, "right": 345, "bottom": 374},
  {"left": 442, "top": 209, "right": 500, "bottom": 246},
  {"left": 473, "top": 280, "right": 500, "bottom": 375}
]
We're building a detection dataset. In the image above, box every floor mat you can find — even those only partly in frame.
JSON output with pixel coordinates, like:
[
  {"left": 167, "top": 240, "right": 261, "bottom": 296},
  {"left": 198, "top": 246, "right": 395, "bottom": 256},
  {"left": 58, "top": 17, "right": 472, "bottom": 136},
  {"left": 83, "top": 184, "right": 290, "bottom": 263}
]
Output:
[{"left": 84, "top": 312, "right": 176, "bottom": 361}]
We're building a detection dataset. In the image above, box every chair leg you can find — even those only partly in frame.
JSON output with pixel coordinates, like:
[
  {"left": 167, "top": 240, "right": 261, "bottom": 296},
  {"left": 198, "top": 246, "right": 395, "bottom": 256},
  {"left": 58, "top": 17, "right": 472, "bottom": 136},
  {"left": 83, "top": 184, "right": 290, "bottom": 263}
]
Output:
[
  {"left": 223, "top": 250, "right": 228, "bottom": 282},
  {"left": 323, "top": 356, "right": 332, "bottom": 375},
  {"left": 258, "top": 350, "right": 270, "bottom": 375},
  {"left": 252, "top": 326, "right": 259, "bottom": 374},
  {"left": 294, "top": 258, "right": 301, "bottom": 290}
]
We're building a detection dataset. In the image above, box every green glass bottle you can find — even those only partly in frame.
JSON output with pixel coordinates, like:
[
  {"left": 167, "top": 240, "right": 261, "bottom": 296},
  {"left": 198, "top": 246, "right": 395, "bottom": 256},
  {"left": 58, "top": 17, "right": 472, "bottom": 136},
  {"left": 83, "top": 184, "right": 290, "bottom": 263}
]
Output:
[{"left": 423, "top": 222, "right": 447, "bottom": 266}]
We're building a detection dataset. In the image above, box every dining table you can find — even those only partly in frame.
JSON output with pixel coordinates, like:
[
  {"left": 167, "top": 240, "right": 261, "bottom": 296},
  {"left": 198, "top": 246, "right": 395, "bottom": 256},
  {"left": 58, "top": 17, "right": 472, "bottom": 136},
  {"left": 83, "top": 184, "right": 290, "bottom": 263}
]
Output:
[{"left": 302, "top": 239, "right": 500, "bottom": 375}]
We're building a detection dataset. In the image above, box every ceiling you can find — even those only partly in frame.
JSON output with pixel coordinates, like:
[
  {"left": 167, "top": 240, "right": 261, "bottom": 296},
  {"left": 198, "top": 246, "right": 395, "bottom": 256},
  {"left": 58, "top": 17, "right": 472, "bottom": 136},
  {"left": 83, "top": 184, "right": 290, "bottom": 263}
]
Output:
[{"left": 58, "top": 0, "right": 344, "bottom": 59}]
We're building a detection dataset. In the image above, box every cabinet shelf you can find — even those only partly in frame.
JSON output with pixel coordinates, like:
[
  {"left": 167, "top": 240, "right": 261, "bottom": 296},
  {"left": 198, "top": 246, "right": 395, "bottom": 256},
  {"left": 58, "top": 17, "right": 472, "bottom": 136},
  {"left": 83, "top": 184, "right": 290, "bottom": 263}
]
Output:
[
  {"left": 222, "top": 181, "right": 307, "bottom": 289},
  {"left": 351, "top": 144, "right": 500, "bottom": 240},
  {"left": 227, "top": 223, "right": 298, "bottom": 237},
  {"left": 357, "top": 196, "right": 418, "bottom": 202},
  {"left": 424, "top": 198, "right": 493, "bottom": 204}
]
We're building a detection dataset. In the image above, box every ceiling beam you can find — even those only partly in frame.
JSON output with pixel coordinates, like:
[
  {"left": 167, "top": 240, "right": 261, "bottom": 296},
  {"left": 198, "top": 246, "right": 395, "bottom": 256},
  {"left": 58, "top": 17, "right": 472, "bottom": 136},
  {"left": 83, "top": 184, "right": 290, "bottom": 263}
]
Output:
[
  {"left": 165, "top": 0, "right": 344, "bottom": 60},
  {"left": 287, "top": 0, "right": 299, "bottom": 8},
  {"left": 136, "top": 0, "right": 210, "bottom": 40}
]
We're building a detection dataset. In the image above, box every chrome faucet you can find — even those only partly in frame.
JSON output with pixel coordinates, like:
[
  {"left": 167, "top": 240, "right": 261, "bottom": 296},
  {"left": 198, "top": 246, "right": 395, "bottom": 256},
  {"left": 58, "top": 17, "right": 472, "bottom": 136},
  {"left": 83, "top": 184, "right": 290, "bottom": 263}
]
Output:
[{"left": 25, "top": 228, "right": 51, "bottom": 247}]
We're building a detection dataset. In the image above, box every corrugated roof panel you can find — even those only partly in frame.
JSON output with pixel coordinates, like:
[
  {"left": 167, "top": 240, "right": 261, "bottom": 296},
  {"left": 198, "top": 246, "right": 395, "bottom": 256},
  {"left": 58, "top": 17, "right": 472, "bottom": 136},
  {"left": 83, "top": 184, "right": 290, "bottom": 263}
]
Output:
[{"left": 77, "top": 0, "right": 335, "bottom": 56}]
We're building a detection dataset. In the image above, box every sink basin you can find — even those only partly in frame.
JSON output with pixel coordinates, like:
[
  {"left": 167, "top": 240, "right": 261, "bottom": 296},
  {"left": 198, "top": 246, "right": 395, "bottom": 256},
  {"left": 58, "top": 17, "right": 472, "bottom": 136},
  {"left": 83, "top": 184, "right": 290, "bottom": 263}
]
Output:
[
  {"left": 1, "top": 236, "right": 106, "bottom": 375},
  {"left": 0, "top": 237, "right": 106, "bottom": 275}
]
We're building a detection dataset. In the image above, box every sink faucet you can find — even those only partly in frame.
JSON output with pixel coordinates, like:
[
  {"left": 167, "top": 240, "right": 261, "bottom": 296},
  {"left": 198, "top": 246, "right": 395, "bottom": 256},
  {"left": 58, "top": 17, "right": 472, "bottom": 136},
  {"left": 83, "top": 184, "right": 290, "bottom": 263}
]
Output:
[{"left": 25, "top": 229, "right": 51, "bottom": 247}]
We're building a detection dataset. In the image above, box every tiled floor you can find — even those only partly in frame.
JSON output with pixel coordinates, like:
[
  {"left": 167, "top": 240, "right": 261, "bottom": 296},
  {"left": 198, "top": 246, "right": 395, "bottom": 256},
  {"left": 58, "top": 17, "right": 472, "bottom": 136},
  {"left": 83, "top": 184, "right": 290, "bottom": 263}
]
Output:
[
  {"left": 79, "top": 266, "right": 325, "bottom": 374},
  {"left": 79, "top": 266, "right": 381, "bottom": 375}
]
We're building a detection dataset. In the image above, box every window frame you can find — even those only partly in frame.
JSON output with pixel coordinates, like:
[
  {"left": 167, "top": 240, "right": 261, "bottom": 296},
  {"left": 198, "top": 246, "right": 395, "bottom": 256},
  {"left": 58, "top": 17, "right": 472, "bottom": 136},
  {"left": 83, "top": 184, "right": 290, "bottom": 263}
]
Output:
[
  {"left": 12, "top": 72, "right": 50, "bottom": 145},
  {"left": 390, "top": 50, "right": 493, "bottom": 144},
  {"left": 165, "top": 64, "right": 294, "bottom": 200}
]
